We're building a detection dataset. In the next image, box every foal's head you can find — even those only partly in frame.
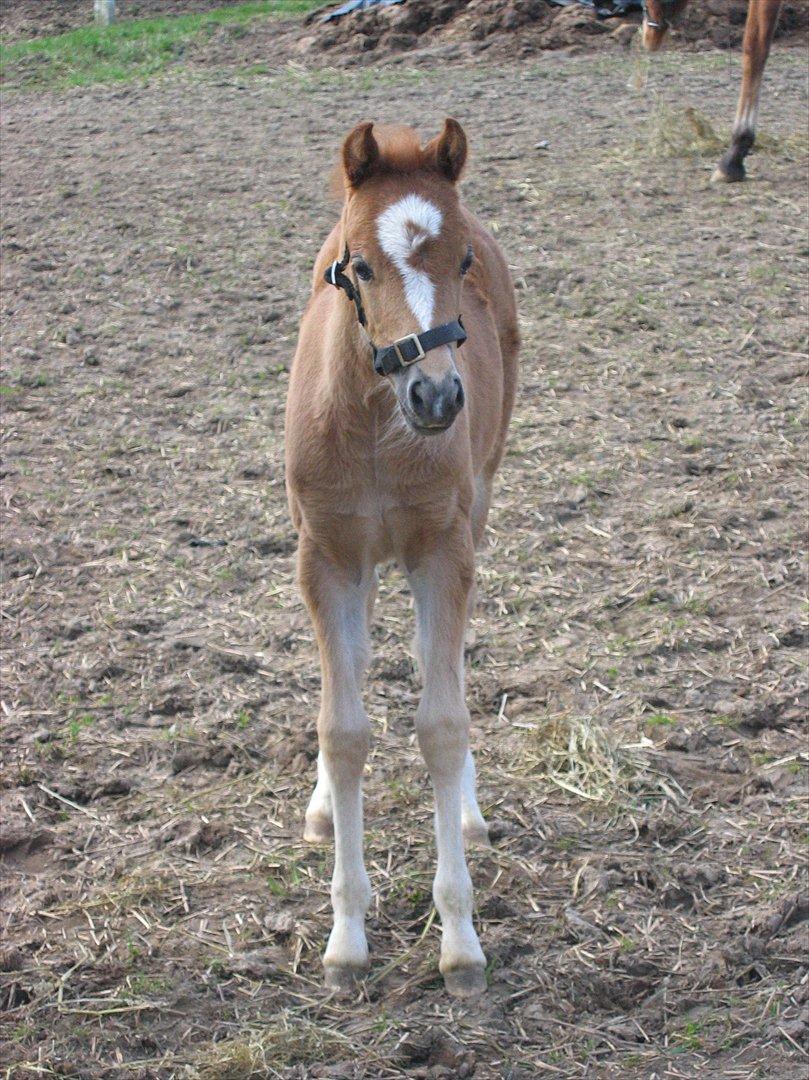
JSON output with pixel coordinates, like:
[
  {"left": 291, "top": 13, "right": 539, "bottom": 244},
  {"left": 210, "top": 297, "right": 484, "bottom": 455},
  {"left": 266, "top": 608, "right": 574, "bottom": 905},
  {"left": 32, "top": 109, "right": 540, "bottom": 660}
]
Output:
[
  {"left": 641, "top": 0, "right": 687, "bottom": 52},
  {"left": 338, "top": 119, "right": 472, "bottom": 435}
]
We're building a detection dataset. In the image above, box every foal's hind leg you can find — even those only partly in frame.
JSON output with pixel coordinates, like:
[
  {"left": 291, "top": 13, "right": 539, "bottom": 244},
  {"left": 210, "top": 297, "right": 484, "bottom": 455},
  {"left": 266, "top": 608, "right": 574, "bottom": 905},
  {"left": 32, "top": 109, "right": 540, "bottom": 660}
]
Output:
[
  {"left": 409, "top": 524, "right": 487, "bottom": 997},
  {"left": 304, "top": 751, "right": 334, "bottom": 843},
  {"left": 298, "top": 537, "right": 374, "bottom": 988},
  {"left": 712, "top": 0, "right": 781, "bottom": 183},
  {"left": 458, "top": 474, "right": 494, "bottom": 847}
]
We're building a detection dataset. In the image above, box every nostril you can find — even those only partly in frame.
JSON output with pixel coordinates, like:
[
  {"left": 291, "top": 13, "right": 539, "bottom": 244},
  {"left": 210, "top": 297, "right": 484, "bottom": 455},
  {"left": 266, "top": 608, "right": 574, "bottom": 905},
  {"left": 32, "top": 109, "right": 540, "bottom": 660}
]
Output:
[
  {"left": 409, "top": 379, "right": 425, "bottom": 411},
  {"left": 453, "top": 376, "right": 465, "bottom": 411}
]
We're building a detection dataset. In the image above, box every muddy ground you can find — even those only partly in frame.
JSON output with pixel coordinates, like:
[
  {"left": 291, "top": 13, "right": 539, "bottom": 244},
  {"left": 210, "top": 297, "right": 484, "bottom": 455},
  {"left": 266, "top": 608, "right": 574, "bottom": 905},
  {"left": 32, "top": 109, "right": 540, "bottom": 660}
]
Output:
[{"left": 1, "top": 20, "right": 808, "bottom": 1080}]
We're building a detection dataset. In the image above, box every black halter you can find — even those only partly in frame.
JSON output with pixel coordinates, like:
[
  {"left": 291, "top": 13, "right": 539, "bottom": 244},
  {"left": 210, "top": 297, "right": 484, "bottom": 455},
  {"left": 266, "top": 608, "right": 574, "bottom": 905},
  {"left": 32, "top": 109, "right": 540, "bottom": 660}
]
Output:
[{"left": 325, "top": 247, "right": 467, "bottom": 377}]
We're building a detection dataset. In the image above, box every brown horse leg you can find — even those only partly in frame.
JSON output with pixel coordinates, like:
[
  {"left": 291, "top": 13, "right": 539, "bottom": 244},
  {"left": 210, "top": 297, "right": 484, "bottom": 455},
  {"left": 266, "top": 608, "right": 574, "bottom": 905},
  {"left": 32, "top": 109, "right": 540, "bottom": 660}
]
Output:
[{"left": 712, "top": 0, "right": 782, "bottom": 183}]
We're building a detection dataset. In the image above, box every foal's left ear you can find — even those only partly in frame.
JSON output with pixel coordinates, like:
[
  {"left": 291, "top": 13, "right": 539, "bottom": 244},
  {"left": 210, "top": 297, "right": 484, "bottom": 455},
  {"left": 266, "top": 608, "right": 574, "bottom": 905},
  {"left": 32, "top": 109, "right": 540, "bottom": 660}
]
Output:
[{"left": 426, "top": 118, "right": 468, "bottom": 183}]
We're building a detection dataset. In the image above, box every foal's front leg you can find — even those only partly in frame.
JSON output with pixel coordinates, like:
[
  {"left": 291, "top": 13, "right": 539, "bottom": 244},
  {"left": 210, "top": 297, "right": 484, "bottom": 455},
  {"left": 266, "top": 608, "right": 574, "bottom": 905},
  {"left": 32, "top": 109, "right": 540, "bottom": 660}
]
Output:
[
  {"left": 409, "top": 527, "right": 487, "bottom": 997},
  {"left": 298, "top": 536, "right": 373, "bottom": 988}
]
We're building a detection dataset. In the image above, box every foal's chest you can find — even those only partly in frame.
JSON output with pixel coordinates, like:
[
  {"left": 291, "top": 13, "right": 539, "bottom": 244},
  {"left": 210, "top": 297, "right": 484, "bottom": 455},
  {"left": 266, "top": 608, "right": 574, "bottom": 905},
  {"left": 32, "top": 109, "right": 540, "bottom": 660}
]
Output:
[{"left": 292, "top": 444, "right": 467, "bottom": 565}]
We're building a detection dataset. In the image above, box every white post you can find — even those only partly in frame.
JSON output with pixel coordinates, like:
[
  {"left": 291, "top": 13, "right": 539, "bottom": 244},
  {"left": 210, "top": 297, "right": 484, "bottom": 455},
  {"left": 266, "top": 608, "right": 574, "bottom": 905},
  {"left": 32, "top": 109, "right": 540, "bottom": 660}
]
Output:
[{"left": 94, "top": 0, "right": 117, "bottom": 26}]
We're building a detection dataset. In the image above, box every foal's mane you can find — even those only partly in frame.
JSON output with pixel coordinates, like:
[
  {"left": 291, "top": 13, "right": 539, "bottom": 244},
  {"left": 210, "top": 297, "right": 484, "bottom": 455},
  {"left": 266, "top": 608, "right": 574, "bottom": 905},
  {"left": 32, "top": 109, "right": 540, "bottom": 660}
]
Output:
[{"left": 330, "top": 125, "right": 439, "bottom": 200}]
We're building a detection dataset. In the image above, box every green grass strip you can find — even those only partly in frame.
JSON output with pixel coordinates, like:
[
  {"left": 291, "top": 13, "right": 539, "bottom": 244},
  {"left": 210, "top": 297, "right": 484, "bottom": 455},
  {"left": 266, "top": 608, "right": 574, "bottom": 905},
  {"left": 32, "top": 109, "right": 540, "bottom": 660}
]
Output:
[{"left": 0, "top": 1, "right": 323, "bottom": 88}]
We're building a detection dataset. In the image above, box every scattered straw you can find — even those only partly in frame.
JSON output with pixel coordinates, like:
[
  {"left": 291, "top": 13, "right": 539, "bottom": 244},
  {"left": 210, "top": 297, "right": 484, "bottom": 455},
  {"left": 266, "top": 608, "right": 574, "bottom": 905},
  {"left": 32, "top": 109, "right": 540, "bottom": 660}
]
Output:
[
  {"left": 194, "top": 1015, "right": 357, "bottom": 1079},
  {"left": 522, "top": 714, "right": 667, "bottom": 808},
  {"left": 647, "top": 104, "right": 726, "bottom": 159}
]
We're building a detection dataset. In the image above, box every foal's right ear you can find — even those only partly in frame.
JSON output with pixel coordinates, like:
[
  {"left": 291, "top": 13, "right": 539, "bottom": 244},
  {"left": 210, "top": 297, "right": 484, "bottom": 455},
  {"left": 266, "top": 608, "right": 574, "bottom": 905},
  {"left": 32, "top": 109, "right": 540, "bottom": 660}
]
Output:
[
  {"left": 342, "top": 121, "right": 380, "bottom": 189},
  {"left": 426, "top": 117, "right": 468, "bottom": 183}
]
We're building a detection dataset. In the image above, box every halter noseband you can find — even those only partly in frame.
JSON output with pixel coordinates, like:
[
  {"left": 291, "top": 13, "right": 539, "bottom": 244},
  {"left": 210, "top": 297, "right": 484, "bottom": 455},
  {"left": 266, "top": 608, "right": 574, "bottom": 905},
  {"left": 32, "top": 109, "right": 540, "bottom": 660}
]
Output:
[{"left": 325, "top": 246, "right": 467, "bottom": 377}]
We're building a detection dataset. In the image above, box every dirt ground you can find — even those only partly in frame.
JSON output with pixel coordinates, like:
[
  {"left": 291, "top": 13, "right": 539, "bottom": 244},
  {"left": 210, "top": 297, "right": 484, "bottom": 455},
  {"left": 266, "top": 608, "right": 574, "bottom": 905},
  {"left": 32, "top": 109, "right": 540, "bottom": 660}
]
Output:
[{"left": 1, "top": 15, "right": 808, "bottom": 1080}]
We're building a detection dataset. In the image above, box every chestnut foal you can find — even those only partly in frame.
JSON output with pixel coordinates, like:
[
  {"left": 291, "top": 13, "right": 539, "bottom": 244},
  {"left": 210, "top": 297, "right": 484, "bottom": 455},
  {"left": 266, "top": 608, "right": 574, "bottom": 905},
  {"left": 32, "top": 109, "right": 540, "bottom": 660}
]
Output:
[
  {"left": 285, "top": 119, "right": 518, "bottom": 996},
  {"left": 642, "top": 0, "right": 784, "bottom": 182}
]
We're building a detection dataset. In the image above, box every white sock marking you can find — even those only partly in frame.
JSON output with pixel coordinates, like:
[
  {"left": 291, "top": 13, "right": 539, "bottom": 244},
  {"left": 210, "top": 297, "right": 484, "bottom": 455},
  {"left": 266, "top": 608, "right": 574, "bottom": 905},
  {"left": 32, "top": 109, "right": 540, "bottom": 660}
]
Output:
[{"left": 376, "top": 194, "right": 442, "bottom": 331}]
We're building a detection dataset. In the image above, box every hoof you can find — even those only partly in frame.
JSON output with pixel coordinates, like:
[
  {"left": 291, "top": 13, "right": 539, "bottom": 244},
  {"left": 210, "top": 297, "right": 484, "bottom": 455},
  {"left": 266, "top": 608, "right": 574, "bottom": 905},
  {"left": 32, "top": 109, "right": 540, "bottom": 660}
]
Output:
[
  {"left": 710, "top": 167, "right": 745, "bottom": 184},
  {"left": 462, "top": 821, "right": 491, "bottom": 847},
  {"left": 303, "top": 815, "right": 333, "bottom": 844},
  {"left": 324, "top": 963, "right": 367, "bottom": 993},
  {"left": 442, "top": 965, "right": 487, "bottom": 998}
]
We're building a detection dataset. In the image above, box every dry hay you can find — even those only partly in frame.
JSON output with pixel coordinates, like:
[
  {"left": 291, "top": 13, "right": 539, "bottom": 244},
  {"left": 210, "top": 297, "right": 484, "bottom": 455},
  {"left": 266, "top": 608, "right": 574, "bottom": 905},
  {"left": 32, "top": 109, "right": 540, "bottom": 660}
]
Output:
[
  {"left": 646, "top": 104, "right": 727, "bottom": 159},
  {"left": 523, "top": 713, "right": 674, "bottom": 806},
  {"left": 195, "top": 1015, "right": 357, "bottom": 1079}
]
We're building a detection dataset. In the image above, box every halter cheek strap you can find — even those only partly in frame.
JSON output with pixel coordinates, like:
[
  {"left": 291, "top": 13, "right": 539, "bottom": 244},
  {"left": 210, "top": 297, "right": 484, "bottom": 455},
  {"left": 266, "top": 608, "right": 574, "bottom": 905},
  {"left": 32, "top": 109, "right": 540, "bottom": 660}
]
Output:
[
  {"left": 324, "top": 246, "right": 467, "bottom": 377},
  {"left": 326, "top": 246, "right": 367, "bottom": 328}
]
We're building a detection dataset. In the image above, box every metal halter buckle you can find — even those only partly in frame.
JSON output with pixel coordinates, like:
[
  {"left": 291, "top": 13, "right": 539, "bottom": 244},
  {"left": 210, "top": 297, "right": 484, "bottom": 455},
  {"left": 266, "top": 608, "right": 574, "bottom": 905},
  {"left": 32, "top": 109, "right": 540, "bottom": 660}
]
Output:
[{"left": 393, "top": 333, "right": 426, "bottom": 367}]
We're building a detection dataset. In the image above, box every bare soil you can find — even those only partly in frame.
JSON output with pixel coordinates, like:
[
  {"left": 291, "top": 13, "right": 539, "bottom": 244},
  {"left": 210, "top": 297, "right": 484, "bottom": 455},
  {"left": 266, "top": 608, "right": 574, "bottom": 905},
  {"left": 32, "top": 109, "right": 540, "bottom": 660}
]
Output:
[{"left": 1, "top": 25, "right": 808, "bottom": 1080}]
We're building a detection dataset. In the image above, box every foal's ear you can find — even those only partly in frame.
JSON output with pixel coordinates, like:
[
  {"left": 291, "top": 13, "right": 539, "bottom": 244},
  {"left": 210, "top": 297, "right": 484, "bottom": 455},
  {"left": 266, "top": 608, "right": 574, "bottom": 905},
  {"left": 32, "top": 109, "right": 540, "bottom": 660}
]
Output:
[
  {"left": 342, "top": 121, "right": 380, "bottom": 189},
  {"left": 426, "top": 117, "right": 468, "bottom": 183}
]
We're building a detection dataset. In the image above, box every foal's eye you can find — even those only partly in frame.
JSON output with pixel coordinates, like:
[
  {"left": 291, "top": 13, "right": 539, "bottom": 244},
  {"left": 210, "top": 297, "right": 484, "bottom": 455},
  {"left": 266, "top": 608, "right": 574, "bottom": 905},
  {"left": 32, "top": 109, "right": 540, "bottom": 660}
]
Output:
[
  {"left": 460, "top": 246, "right": 473, "bottom": 276},
  {"left": 353, "top": 258, "right": 373, "bottom": 282}
]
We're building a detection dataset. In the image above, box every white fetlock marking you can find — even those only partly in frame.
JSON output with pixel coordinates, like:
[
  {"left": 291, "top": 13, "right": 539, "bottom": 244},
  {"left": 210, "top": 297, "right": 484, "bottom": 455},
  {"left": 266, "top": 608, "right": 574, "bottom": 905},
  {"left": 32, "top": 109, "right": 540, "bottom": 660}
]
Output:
[{"left": 460, "top": 748, "right": 488, "bottom": 839}]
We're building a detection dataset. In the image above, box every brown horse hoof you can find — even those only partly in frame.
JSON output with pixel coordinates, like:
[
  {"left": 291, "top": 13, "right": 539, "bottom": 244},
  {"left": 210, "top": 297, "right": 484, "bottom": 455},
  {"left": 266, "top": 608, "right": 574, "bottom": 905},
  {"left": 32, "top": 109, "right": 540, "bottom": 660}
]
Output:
[
  {"left": 324, "top": 963, "right": 367, "bottom": 993},
  {"left": 711, "top": 148, "right": 747, "bottom": 184},
  {"left": 303, "top": 815, "right": 333, "bottom": 844},
  {"left": 710, "top": 166, "right": 746, "bottom": 184},
  {"left": 442, "top": 965, "right": 487, "bottom": 998}
]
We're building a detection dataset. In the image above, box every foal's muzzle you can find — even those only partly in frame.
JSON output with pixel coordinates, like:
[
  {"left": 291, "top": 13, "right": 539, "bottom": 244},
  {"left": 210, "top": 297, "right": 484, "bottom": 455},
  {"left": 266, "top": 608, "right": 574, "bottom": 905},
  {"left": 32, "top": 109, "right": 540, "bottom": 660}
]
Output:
[{"left": 404, "top": 367, "right": 465, "bottom": 433}]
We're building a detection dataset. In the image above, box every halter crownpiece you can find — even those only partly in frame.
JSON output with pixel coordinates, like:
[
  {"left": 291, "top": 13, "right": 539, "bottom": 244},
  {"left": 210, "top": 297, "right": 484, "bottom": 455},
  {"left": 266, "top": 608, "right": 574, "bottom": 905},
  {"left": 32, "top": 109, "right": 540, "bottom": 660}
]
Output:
[{"left": 324, "top": 246, "right": 467, "bottom": 377}]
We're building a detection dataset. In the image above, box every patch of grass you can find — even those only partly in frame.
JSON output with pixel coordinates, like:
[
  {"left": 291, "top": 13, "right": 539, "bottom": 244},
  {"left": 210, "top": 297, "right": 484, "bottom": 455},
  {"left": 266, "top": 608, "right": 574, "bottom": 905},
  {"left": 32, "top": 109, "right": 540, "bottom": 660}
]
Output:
[
  {"left": 646, "top": 713, "right": 675, "bottom": 728},
  {"left": 0, "top": 2, "right": 321, "bottom": 89},
  {"left": 66, "top": 713, "right": 95, "bottom": 742}
]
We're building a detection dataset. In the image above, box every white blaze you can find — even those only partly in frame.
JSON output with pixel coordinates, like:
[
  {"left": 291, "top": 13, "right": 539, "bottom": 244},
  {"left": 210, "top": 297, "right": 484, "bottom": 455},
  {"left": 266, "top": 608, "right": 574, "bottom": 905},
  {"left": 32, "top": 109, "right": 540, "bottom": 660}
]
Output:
[{"left": 376, "top": 194, "right": 442, "bottom": 331}]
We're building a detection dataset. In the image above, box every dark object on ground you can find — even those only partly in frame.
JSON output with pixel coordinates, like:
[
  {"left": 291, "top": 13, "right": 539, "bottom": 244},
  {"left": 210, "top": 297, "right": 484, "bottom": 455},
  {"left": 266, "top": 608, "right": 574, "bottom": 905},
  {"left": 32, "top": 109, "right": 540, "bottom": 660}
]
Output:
[
  {"left": 549, "top": 0, "right": 642, "bottom": 16},
  {"left": 322, "top": 0, "right": 405, "bottom": 24},
  {"left": 321, "top": 0, "right": 641, "bottom": 26}
]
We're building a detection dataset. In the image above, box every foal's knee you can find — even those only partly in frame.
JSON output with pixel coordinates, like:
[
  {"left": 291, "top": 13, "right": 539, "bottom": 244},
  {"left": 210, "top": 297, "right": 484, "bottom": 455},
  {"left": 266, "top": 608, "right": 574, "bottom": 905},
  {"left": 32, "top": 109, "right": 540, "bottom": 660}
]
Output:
[
  {"left": 416, "top": 704, "right": 470, "bottom": 775},
  {"left": 319, "top": 712, "right": 370, "bottom": 778}
]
